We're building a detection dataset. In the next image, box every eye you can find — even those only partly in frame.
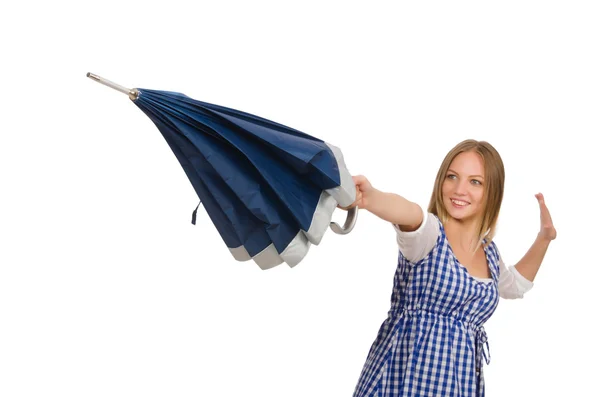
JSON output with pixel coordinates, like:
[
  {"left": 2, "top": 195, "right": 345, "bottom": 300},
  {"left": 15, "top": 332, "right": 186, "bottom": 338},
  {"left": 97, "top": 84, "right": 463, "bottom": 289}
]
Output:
[
  {"left": 471, "top": 179, "right": 482, "bottom": 185},
  {"left": 446, "top": 174, "right": 456, "bottom": 180}
]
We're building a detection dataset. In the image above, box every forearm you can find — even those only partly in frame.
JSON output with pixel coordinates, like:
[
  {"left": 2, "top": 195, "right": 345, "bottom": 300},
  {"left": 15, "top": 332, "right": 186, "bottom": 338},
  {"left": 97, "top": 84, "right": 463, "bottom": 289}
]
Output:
[
  {"left": 365, "top": 189, "right": 422, "bottom": 230},
  {"left": 514, "top": 234, "right": 552, "bottom": 282}
]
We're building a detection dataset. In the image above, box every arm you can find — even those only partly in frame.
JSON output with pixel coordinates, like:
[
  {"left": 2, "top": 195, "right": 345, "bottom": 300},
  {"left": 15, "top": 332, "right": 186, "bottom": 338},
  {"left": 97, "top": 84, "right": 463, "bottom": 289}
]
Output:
[
  {"left": 497, "top": 252, "right": 535, "bottom": 299},
  {"left": 513, "top": 193, "right": 557, "bottom": 283},
  {"left": 514, "top": 234, "right": 553, "bottom": 282},
  {"left": 340, "top": 175, "right": 423, "bottom": 231},
  {"left": 367, "top": 189, "right": 423, "bottom": 231}
]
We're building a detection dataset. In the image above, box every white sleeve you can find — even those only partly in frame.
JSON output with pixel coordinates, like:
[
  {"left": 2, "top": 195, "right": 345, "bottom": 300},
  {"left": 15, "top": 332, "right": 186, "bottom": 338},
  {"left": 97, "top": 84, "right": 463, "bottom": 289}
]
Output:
[
  {"left": 391, "top": 205, "right": 439, "bottom": 263},
  {"left": 497, "top": 253, "right": 535, "bottom": 299}
]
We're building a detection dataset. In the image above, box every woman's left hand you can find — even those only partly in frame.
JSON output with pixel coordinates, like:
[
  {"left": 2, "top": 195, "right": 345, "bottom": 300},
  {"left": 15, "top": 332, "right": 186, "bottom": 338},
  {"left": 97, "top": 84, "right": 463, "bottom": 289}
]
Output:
[{"left": 536, "top": 193, "right": 557, "bottom": 241}]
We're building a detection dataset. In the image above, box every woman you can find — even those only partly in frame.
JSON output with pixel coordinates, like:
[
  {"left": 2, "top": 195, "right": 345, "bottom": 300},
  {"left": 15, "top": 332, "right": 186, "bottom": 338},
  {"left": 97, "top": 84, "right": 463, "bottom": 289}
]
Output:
[{"left": 344, "top": 139, "right": 556, "bottom": 397}]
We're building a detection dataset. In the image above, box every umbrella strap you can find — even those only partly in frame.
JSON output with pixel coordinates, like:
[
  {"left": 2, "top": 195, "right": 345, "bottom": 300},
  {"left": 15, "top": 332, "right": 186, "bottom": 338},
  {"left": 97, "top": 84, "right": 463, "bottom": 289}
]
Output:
[{"left": 191, "top": 201, "right": 202, "bottom": 225}]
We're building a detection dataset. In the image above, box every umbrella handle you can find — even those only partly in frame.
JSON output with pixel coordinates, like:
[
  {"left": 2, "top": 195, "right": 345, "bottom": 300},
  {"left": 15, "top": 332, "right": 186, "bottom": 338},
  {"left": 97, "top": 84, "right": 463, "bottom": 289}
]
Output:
[
  {"left": 86, "top": 72, "right": 139, "bottom": 100},
  {"left": 330, "top": 206, "right": 358, "bottom": 235}
]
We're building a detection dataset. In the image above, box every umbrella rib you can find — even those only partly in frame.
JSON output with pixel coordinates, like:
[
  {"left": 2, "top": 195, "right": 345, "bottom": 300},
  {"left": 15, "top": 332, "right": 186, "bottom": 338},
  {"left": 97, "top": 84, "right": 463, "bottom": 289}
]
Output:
[
  {"left": 138, "top": 95, "right": 297, "bottom": 253},
  {"left": 140, "top": 91, "right": 321, "bottom": 230}
]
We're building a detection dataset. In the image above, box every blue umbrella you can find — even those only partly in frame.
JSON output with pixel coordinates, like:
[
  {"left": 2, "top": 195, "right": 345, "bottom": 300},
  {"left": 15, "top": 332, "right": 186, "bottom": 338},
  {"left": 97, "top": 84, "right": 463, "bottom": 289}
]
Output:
[{"left": 87, "top": 73, "right": 357, "bottom": 270}]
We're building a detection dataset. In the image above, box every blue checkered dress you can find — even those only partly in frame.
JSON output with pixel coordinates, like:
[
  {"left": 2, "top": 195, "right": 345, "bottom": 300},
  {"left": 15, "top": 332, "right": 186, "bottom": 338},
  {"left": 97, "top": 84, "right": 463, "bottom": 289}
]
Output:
[{"left": 353, "top": 216, "right": 500, "bottom": 397}]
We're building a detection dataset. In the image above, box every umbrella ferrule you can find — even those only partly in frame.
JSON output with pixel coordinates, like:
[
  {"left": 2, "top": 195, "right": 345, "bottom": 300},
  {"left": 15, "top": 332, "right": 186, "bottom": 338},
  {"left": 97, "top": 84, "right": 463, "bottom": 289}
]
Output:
[{"left": 87, "top": 72, "right": 139, "bottom": 100}]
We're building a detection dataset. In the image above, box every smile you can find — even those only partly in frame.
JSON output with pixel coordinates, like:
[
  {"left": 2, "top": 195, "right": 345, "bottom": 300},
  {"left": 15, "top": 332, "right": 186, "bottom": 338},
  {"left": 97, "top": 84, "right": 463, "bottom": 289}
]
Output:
[{"left": 451, "top": 199, "right": 470, "bottom": 207}]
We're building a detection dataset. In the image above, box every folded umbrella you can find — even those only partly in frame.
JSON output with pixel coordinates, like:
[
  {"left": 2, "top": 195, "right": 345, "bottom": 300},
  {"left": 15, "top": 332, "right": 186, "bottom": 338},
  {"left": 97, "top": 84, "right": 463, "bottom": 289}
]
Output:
[{"left": 87, "top": 73, "right": 357, "bottom": 269}]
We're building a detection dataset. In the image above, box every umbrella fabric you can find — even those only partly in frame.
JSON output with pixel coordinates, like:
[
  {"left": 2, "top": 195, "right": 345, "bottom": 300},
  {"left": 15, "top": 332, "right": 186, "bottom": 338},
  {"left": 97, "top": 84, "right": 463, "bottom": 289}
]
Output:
[{"left": 131, "top": 88, "right": 356, "bottom": 269}]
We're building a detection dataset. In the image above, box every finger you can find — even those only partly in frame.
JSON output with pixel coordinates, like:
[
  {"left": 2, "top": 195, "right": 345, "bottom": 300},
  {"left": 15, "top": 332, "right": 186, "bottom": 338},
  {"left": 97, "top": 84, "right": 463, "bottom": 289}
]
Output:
[
  {"left": 536, "top": 193, "right": 548, "bottom": 210},
  {"left": 537, "top": 193, "right": 548, "bottom": 205},
  {"left": 536, "top": 193, "right": 554, "bottom": 223},
  {"left": 535, "top": 192, "right": 546, "bottom": 203}
]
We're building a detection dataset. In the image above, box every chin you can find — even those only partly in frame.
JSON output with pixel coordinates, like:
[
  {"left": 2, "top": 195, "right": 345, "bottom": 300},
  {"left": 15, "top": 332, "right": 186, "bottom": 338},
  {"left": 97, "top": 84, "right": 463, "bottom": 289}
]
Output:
[
  {"left": 451, "top": 213, "right": 473, "bottom": 221},
  {"left": 444, "top": 204, "right": 476, "bottom": 221}
]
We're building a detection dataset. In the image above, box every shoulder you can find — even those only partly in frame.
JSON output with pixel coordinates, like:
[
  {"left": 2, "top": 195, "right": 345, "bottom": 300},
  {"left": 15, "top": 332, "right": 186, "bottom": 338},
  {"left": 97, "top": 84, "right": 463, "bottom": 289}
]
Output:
[
  {"left": 486, "top": 239, "right": 501, "bottom": 260},
  {"left": 392, "top": 205, "right": 441, "bottom": 263},
  {"left": 483, "top": 239, "right": 504, "bottom": 279}
]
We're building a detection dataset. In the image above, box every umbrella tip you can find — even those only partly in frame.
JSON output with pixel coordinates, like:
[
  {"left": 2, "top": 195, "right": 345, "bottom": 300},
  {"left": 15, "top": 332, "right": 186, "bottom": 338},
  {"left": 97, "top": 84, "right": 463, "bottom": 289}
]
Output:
[{"left": 86, "top": 72, "right": 139, "bottom": 100}]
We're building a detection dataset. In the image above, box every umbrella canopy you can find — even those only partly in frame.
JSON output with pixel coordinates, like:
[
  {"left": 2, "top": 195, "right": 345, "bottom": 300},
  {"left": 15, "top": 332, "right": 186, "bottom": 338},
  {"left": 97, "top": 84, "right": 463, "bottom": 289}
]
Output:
[{"left": 87, "top": 73, "right": 357, "bottom": 269}]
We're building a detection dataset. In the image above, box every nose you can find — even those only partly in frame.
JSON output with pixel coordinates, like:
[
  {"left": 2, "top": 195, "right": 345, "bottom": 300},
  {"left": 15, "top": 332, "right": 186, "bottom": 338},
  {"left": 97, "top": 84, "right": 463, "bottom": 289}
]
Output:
[{"left": 454, "top": 179, "right": 469, "bottom": 196}]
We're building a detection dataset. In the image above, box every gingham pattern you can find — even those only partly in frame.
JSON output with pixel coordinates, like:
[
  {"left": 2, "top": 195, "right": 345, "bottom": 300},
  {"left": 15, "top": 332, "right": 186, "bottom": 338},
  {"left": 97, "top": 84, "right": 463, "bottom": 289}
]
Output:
[{"left": 353, "top": 216, "right": 500, "bottom": 397}]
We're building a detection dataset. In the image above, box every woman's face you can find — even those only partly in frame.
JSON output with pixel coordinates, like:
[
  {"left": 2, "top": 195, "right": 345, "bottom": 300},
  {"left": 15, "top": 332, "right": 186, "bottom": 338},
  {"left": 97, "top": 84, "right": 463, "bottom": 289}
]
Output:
[{"left": 442, "top": 151, "right": 486, "bottom": 222}]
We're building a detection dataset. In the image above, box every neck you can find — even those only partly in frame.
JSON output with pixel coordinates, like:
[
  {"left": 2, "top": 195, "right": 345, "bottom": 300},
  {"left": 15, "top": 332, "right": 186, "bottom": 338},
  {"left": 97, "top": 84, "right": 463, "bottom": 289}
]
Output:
[{"left": 445, "top": 217, "right": 482, "bottom": 252}]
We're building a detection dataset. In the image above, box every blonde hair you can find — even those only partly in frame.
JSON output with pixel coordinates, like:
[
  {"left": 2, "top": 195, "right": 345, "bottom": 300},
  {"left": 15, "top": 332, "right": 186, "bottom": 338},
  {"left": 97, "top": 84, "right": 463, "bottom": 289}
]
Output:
[{"left": 427, "top": 139, "right": 505, "bottom": 250}]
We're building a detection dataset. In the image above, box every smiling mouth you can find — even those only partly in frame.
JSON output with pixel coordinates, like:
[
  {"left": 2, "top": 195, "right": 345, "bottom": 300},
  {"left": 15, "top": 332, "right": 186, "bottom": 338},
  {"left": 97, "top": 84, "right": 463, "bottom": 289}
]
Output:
[{"left": 451, "top": 199, "right": 470, "bottom": 207}]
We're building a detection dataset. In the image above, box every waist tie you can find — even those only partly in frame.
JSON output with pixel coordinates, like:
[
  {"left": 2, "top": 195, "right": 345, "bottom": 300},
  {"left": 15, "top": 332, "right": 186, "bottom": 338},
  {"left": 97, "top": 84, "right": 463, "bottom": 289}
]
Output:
[
  {"left": 393, "top": 308, "right": 491, "bottom": 365},
  {"left": 475, "top": 326, "right": 490, "bottom": 365}
]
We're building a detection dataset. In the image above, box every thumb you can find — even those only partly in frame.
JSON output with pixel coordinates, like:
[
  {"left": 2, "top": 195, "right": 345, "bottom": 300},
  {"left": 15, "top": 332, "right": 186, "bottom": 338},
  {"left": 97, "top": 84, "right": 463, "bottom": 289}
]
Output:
[{"left": 353, "top": 174, "right": 369, "bottom": 187}]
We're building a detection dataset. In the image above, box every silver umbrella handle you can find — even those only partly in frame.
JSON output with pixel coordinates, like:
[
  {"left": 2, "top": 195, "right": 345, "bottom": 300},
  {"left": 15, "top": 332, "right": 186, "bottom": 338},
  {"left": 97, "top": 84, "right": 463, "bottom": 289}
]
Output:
[
  {"left": 330, "top": 206, "right": 358, "bottom": 235},
  {"left": 87, "top": 72, "right": 139, "bottom": 100}
]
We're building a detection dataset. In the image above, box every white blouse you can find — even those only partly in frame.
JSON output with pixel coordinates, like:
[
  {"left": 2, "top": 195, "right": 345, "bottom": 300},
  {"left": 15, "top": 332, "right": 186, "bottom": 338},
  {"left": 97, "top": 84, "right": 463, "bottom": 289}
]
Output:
[{"left": 392, "top": 206, "right": 534, "bottom": 299}]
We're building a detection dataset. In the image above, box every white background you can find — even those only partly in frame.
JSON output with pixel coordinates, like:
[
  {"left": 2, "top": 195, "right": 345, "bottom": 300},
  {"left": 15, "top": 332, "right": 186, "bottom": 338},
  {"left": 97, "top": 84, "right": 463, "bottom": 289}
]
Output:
[{"left": 1, "top": 1, "right": 597, "bottom": 396}]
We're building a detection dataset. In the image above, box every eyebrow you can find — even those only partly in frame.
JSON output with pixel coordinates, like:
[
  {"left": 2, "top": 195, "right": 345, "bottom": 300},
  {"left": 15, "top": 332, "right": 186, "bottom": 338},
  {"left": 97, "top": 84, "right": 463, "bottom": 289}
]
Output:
[{"left": 448, "top": 168, "right": 484, "bottom": 179}]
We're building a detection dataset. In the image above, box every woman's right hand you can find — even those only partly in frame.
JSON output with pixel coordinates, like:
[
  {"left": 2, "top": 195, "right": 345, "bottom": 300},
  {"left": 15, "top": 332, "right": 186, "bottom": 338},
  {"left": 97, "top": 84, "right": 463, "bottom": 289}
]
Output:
[{"left": 338, "top": 175, "right": 374, "bottom": 210}]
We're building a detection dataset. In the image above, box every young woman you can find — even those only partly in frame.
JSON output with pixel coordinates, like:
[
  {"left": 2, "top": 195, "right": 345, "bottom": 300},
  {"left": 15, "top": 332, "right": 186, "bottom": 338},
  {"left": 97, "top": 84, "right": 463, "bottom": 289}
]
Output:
[{"left": 343, "top": 139, "right": 556, "bottom": 397}]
